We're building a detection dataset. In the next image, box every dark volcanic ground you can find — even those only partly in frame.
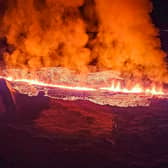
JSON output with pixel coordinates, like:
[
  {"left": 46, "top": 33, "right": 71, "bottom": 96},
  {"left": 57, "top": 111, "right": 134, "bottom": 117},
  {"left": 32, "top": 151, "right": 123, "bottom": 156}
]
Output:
[{"left": 0, "top": 90, "right": 168, "bottom": 168}]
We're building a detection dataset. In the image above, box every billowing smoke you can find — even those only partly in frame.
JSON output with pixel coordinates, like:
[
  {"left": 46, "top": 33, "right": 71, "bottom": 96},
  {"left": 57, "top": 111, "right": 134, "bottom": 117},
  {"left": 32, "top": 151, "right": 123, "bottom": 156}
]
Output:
[{"left": 0, "top": 0, "right": 167, "bottom": 82}]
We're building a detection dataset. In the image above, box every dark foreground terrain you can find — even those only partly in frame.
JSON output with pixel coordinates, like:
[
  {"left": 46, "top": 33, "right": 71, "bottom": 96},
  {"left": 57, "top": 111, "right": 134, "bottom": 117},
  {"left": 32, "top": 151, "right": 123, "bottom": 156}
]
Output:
[{"left": 0, "top": 87, "right": 168, "bottom": 168}]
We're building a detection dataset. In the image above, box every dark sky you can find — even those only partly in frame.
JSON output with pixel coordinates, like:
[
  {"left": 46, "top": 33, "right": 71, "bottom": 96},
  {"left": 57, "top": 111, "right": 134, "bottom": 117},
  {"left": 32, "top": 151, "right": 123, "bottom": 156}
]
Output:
[
  {"left": 152, "top": 0, "right": 168, "bottom": 29},
  {"left": 152, "top": 0, "right": 168, "bottom": 52}
]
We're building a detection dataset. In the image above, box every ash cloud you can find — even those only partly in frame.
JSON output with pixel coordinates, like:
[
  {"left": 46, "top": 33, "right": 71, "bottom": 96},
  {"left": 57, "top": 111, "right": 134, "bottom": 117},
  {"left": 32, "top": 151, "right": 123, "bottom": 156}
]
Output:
[{"left": 0, "top": 0, "right": 167, "bottom": 82}]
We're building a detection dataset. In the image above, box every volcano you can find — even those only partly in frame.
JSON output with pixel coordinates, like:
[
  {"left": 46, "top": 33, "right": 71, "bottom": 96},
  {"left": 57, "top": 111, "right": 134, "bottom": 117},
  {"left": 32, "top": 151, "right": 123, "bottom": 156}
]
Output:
[{"left": 0, "top": 0, "right": 168, "bottom": 167}]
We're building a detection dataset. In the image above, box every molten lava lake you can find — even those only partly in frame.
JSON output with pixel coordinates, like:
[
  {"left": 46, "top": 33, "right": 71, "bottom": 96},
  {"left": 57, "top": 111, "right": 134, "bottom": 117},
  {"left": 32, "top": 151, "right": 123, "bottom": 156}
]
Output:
[{"left": 0, "top": 86, "right": 168, "bottom": 168}]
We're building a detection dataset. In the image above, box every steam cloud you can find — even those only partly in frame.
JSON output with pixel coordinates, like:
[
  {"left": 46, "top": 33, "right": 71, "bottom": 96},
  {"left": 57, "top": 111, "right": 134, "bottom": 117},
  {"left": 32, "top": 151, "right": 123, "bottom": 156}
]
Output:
[{"left": 0, "top": 0, "right": 167, "bottom": 82}]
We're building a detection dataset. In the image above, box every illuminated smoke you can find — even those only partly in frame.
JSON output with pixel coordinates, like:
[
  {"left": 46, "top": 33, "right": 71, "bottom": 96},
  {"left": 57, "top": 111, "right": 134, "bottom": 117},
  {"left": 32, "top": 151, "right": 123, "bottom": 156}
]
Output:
[{"left": 0, "top": 0, "right": 167, "bottom": 82}]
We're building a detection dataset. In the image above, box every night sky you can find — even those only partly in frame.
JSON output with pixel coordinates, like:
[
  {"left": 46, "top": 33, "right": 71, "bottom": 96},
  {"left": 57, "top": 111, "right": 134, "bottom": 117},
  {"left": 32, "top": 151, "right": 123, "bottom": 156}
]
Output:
[{"left": 152, "top": 0, "right": 168, "bottom": 52}]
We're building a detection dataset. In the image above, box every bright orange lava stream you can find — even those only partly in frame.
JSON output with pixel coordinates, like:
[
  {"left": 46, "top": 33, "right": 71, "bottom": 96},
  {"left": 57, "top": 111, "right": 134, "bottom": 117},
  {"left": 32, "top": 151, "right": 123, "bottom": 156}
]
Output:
[
  {"left": 100, "top": 80, "right": 165, "bottom": 95},
  {"left": 0, "top": 75, "right": 166, "bottom": 95},
  {"left": 0, "top": 76, "right": 96, "bottom": 91}
]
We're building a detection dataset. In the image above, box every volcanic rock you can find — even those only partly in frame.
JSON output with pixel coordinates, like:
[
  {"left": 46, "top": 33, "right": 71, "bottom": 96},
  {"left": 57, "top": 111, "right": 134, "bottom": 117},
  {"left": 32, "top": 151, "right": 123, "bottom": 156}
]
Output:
[{"left": 0, "top": 79, "right": 16, "bottom": 116}]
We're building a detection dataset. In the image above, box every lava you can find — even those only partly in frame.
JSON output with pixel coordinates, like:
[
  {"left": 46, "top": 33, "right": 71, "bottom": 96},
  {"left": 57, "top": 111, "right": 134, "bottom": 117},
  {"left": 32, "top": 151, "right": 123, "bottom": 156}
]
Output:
[
  {"left": 100, "top": 81, "right": 165, "bottom": 95},
  {"left": 0, "top": 76, "right": 97, "bottom": 91},
  {"left": 0, "top": 75, "right": 166, "bottom": 96}
]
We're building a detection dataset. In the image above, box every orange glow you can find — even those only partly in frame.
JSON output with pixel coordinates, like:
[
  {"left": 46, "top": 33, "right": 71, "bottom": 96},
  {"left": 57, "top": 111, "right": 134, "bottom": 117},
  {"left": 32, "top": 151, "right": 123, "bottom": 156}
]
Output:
[
  {"left": 0, "top": 76, "right": 97, "bottom": 91},
  {"left": 1, "top": 0, "right": 168, "bottom": 84},
  {"left": 100, "top": 80, "right": 165, "bottom": 95},
  {"left": 0, "top": 75, "right": 166, "bottom": 96}
]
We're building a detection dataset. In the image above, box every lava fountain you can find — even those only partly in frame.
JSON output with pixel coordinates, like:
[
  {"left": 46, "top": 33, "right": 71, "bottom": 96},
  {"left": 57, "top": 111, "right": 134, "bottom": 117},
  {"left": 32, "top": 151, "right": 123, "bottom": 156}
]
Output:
[{"left": 100, "top": 80, "right": 165, "bottom": 95}]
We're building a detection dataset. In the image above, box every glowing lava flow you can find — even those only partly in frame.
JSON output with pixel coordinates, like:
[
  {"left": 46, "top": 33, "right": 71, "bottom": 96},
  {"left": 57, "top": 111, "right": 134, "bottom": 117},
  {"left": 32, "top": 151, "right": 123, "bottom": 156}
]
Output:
[
  {"left": 0, "top": 76, "right": 96, "bottom": 91},
  {"left": 100, "top": 80, "right": 165, "bottom": 95},
  {"left": 0, "top": 75, "right": 166, "bottom": 95}
]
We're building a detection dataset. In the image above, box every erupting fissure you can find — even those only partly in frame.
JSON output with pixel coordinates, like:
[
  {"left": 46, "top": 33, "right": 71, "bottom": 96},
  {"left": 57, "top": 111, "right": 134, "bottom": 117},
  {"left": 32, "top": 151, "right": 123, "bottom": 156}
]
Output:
[{"left": 0, "top": 75, "right": 166, "bottom": 96}]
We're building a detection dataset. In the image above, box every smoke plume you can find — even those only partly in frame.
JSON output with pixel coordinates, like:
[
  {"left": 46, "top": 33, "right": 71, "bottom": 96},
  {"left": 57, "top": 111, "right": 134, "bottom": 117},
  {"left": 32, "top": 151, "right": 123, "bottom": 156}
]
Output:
[{"left": 0, "top": 0, "right": 167, "bottom": 82}]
